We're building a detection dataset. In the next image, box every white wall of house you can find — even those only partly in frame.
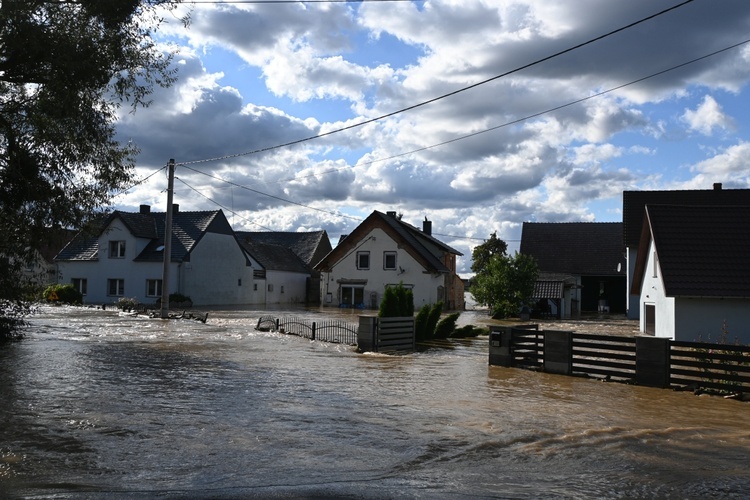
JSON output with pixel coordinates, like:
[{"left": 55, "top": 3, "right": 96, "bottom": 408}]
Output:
[
  {"left": 638, "top": 241, "right": 675, "bottom": 338},
  {"left": 674, "top": 298, "right": 750, "bottom": 345},
  {"left": 264, "top": 270, "right": 309, "bottom": 305},
  {"left": 57, "top": 219, "right": 179, "bottom": 305},
  {"left": 320, "top": 227, "right": 446, "bottom": 310},
  {"left": 179, "top": 232, "right": 254, "bottom": 306}
]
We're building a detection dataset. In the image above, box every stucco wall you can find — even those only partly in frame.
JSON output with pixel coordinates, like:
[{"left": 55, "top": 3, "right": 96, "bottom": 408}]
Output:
[
  {"left": 674, "top": 298, "right": 750, "bottom": 345},
  {"left": 320, "top": 227, "right": 446, "bottom": 310},
  {"left": 180, "top": 232, "right": 254, "bottom": 306},
  {"left": 57, "top": 219, "right": 179, "bottom": 306},
  {"left": 638, "top": 241, "right": 675, "bottom": 338},
  {"left": 264, "top": 270, "right": 308, "bottom": 305}
]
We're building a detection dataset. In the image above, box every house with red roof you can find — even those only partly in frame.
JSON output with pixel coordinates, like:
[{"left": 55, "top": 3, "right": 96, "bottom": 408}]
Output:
[{"left": 630, "top": 204, "right": 750, "bottom": 345}]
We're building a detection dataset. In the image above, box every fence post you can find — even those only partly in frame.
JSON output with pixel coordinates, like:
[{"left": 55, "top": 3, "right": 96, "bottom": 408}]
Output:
[
  {"left": 357, "top": 316, "right": 378, "bottom": 353},
  {"left": 275, "top": 318, "right": 280, "bottom": 332},
  {"left": 311, "top": 321, "right": 316, "bottom": 341},
  {"left": 636, "top": 337, "right": 671, "bottom": 388},
  {"left": 488, "top": 326, "right": 513, "bottom": 367},
  {"left": 544, "top": 330, "right": 573, "bottom": 375}
]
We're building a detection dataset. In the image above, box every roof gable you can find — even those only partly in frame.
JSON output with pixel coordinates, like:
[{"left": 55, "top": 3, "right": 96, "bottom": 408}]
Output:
[
  {"left": 623, "top": 186, "right": 750, "bottom": 247},
  {"left": 315, "top": 211, "right": 461, "bottom": 273},
  {"left": 520, "top": 222, "right": 624, "bottom": 276},
  {"left": 634, "top": 205, "right": 750, "bottom": 298}
]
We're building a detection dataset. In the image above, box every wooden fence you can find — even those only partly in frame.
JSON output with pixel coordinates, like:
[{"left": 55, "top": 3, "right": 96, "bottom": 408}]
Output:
[
  {"left": 254, "top": 315, "right": 358, "bottom": 346},
  {"left": 489, "top": 326, "right": 750, "bottom": 395}
]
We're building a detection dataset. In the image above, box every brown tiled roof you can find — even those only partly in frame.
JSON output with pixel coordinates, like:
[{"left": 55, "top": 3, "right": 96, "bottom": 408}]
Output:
[
  {"left": 622, "top": 186, "right": 750, "bottom": 247},
  {"left": 641, "top": 205, "right": 750, "bottom": 298},
  {"left": 520, "top": 222, "right": 625, "bottom": 276}
]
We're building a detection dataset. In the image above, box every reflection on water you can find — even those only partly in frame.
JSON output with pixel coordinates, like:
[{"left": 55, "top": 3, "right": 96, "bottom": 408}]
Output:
[{"left": 0, "top": 305, "right": 749, "bottom": 498}]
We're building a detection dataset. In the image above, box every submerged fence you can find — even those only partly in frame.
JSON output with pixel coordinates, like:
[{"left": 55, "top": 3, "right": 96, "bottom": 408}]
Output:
[
  {"left": 255, "top": 315, "right": 358, "bottom": 346},
  {"left": 489, "top": 326, "right": 750, "bottom": 395}
]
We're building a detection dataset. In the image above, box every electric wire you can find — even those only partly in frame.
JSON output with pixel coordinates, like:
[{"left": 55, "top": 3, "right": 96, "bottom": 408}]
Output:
[{"left": 176, "top": 0, "right": 696, "bottom": 167}]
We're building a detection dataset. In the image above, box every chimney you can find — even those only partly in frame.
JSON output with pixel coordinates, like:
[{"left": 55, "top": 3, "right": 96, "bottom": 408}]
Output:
[
  {"left": 713, "top": 183, "right": 723, "bottom": 191},
  {"left": 422, "top": 217, "right": 432, "bottom": 236},
  {"left": 139, "top": 204, "right": 151, "bottom": 214},
  {"left": 172, "top": 204, "right": 179, "bottom": 214},
  {"left": 386, "top": 211, "right": 397, "bottom": 218}
]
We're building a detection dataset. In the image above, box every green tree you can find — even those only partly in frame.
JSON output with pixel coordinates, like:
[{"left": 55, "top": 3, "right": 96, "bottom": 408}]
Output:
[
  {"left": 471, "top": 232, "right": 508, "bottom": 274},
  {"left": 471, "top": 252, "right": 538, "bottom": 319},
  {"left": 0, "top": 1, "right": 182, "bottom": 339},
  {"left": 378, "top": 283, "right": 414, "bottom": 317}
]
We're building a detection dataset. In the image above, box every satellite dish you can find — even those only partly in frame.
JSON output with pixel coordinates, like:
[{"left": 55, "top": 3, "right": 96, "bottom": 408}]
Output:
[
  {"left": 617, "top": 263, "right": 622, "bottom": 273},
  {"left": 156, "top": 245, "right": 165, "bottom": 252}
]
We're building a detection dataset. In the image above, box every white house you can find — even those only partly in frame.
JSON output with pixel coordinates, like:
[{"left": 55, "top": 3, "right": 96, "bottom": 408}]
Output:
[
  {"left": 56, "top": 205, "right": 260, "bottom": 307},
  {"left": 631, "top": 204, "right": 750, "bottom": 345},
  {"left": 314, "top": 211, "right": 464, "bottom": 310},
  {"left": 622, "top": 183, "right": 750, "bottom": 320}
]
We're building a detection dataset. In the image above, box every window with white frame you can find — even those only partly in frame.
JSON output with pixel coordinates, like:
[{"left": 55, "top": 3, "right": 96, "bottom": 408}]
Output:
[
  {"left": 72, "top": 278, "right": 87, "bottom": 296},
  {"left": 146, "top": 279, "right": 162, "bottom": 297},
  {"left": 357, "top": 251, "right": 370, "bottom": 270},
  {"left": 383, "top": 251, "right": 397, "bottom": 270},
  {"left": 109, "top": 240, "right": 126, "bottom": 258},
  {"left": 107, "top": 278, "right": 125, "bottom": 296}
]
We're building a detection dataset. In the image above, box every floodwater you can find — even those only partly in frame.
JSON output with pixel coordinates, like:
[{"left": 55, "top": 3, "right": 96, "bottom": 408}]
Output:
[{"left": 1, "top": 305, "right": 749, "bottom": 499}]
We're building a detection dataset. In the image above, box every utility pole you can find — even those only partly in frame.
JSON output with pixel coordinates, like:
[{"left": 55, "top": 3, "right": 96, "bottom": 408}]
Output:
[{"left": 160, "top": 159, "right": 175, "bottom": 319}]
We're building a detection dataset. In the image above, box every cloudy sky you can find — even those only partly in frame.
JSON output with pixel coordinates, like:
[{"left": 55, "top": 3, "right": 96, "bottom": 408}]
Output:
[{"left": 113, "top": 0, "right": 750, "bottom": 274}]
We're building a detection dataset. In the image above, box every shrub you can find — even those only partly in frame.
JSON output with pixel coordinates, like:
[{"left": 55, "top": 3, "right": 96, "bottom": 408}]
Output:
[
  {"left": 451, "top": 324, "right": 488, "bottom": 338},
  {"left": 42, "top": 284, "right": 82, "bottom": 305},
  {"left": 434, "top": 312, "right": 460, "bottom": 339},
  {"left": 414, "top": 304, "right": 431, "bottom": 341},
  {"left": 117, "top": 297, "right": 140, "bottom": 311},
  {"left": 378, "top": 283, "right": 413, "bottom": 317},
  {"left": 423, "top": 301, "right": 443, "bottom": 340},
  {"left": 155, "top": 293, "right": 193, "bottom": 308}
]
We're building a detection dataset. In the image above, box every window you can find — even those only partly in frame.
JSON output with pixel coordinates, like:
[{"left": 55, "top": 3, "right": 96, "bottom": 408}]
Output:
[
  {"left": 146, "top": 279, "right": 162, "bottom": 297},
  {"left": 72, "top": 278, "right": 87, "bottom": 296},
  {"left": 254, "top": 283, "right": 258, "bottom": 291},
  {"left": 109, "top": 240, "right": 126, "bottom": 259},
  {"left": 652, "top": 251, "right": 658, "bottom": 278},
  {"left": 644, "top": 304, "right": 656, "bottom": 335},
  {"left": 383, "top": 251, "right": 397, "bottom": 270},
  {"left": 357, "top": 251, "right": 370, "bottom": 270},
  {"left": 268, "top": 284, "right": 274, "bottom": 292},
  {"left": 281, "top": 285, "right": 285, "bottom": 294},
  {"left": 107, "top": 279, "right": 125, "bottom": 297}
]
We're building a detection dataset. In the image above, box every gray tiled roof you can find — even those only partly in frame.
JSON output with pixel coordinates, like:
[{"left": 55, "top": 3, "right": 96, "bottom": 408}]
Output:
[
  {"left": 520, "top": 222, "right": 625, "bottom": 276},
  {"left": 623, "top": 186, "right": 750, "bottom": 247},
  {"left": 55, "top": 210, "right": 224, "bottom": 262},
  {"left": 237, "top": 238, "right": 310, "bottom": 274},
  {"left": 236, "top": 231, "right": 331, "bottom": 267},
  {"left": 644, "top": 205, "right": 750, "bottom": 297}
]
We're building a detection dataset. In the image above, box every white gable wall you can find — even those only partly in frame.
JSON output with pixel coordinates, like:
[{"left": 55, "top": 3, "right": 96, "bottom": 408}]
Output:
[
  {"left": 320, "top": 227, "right": 445, "bottom": 309},
  {"left": 57, "top": 218, "right": 179, "bottom": 305},
  {"left": 638, "top": 240, "right": 675, "bottom": 339},
  {"left": 180, "top": 232, "right": 254, "bottom": 306}
]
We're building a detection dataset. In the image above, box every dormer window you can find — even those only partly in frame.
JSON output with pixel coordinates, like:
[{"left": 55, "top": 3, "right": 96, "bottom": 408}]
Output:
[{"left": 109, "top": 240, "right": 126, "bottom": 258}]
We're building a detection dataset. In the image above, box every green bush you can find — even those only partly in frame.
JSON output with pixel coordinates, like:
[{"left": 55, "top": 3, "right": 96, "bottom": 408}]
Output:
[
  {"left": 434, "top": 312, "right": 460, "bottom": 339},
  {"left": 414, "top": 304, "right": 431, "bottom": 341},
  {"left": 42, "top": 284, "right": 82, "bottom": 305},
  {"left": 451, "top": 324, "right": 488, "bottom": 338},
  {"left": 378, "top": 283, "right": 413, "bottom": 317},
  {"left": 424, "top": 301, "right": 443, "bottom": 340}
]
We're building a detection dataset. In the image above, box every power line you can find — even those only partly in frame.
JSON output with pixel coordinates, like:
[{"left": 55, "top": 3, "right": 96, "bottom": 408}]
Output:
[{"left": 177, "top": 0, "right": 695, "bottom": 167}]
